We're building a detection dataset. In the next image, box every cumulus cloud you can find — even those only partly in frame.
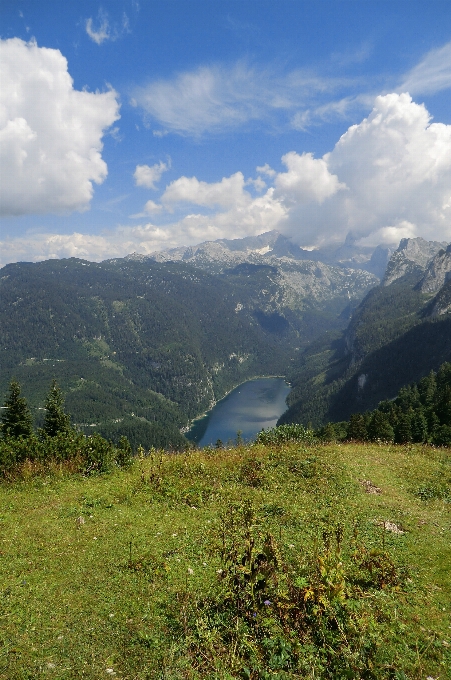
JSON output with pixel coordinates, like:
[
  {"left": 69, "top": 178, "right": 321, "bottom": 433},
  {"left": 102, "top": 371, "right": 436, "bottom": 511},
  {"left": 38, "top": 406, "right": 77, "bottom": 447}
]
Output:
[
  {"left": 161, "top": 172, "right": 250, "bottom": 209},
  {"left": 0, "top": 185, "right": 286, "bottom": 267},
  {"left": 256, "top": 163, "right": 276, "bottom": 178},
  {"left": 132, "top": 62, "right": 345, "bottom": 136},
  {"left": 274, "top": 152, "right": 345, "bottom": 205},
  {"left": 2, "top": 93, "right": 451, "bottom": 267},
  {"left": 400, "top": 41, "right": 451, "bottom": 95},
  {"left": 143, "top": 200, "right": 163, "bottom": 214},
  {"left": 0, "top": 232, "right": 124, "bottom": 267},
  {"left": 0, "top": 38, "right": 120, "bottom": 217},
  {"left": 134, "top": 160, "right": 170, "bottom": 189},
  {"left": 281, "top": 93, "right": 451, "bottom": 246}
]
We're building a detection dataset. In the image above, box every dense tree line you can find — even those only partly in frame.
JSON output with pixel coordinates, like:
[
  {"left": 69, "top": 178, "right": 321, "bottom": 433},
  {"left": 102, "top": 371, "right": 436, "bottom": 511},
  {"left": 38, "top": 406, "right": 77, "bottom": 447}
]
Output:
[
  {"left": 0, "top": 379, "right": 134, "bottom": 473},
  {"left": 316, "top": 361, "right": 451, "bottom": 445}
]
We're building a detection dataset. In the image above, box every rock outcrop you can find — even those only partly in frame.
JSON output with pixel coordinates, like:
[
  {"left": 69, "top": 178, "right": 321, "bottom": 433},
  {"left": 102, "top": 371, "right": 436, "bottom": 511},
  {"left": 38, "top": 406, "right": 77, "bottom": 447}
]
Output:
[
  {"left": 419, "top": 244, "right": 451, "bottom": 294},
  {"left": 383, "top": 237, "right": 448, "bottom": 286}
]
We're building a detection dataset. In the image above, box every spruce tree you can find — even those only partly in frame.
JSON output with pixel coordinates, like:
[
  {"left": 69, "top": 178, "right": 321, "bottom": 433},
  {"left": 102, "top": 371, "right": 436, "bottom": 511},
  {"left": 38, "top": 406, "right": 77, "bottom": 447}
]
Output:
[
  {"left": 411, "top": 410, "right": 428, "bottom": 443},
  {"left": 395, "top": 413, "right": 412, "bottom": 444},
  {"left": 42, "top": 380, "right": 71, "bottom": 437},
  {"left": 0, "top": 380, "right": 33, "bottom": 439},
  {"left": 320, "top": 422, "right": 336, "bottom": 442},
  {"left": 367, "top": 410, "right": 394, "bottom": 442},
  {"left": 347, "top": 413, "right": 368, "bottom": 441}
]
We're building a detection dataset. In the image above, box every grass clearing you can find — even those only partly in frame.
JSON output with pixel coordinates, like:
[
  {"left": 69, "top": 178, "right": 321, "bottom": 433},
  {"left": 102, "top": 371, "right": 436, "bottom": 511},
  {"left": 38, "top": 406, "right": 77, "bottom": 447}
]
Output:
[{"left": 0, "top": 442, "right": 449, "bottom": 678}]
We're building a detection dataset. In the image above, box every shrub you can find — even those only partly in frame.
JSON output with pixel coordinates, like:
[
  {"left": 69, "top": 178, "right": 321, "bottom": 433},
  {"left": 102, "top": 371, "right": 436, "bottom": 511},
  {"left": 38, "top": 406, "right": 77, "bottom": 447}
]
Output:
[
  {"left": 255, "top": 424, "right": 316, "bottom": 446},
  {"left": 115, "top": 435, "right": 134, "bottom": 468},
  {"left": 82, "top": 433, "right": 116, "bottom": 473},
  {"left": 431, "top": 424, "right": 451, "bottom": 447}
]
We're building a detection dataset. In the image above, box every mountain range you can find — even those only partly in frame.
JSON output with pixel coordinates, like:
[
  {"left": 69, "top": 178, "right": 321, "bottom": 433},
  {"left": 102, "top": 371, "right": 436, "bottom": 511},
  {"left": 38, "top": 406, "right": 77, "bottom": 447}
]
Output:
[
  {"left": 280, "top": 236, "right": 451, "bottom": 427},
  {"left": 1, "top": 231, "right": 450, "bottom": 447}
]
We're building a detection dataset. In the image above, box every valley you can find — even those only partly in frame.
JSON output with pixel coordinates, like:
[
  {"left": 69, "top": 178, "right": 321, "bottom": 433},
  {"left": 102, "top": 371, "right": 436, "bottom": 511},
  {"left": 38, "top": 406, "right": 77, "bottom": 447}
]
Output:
[
  {"left": 1, "top": 232, "right": 451, "bottom": 449},
  {"left": 0, "top": 231, "right": 379, "bottom": 449}
]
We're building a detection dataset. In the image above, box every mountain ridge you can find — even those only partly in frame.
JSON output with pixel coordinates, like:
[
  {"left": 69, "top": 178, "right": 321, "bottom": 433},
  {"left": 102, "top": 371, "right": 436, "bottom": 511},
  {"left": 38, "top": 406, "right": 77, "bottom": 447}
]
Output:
[
  {"left": 281, "top": 235, "right": 451, "bottom": 428},
  {"left": 128, "top": 229, "right": 392, "bottom": 279}
]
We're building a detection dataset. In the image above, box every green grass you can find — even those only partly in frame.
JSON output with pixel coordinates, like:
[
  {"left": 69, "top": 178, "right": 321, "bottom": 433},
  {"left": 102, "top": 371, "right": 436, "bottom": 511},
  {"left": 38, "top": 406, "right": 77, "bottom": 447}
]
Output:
[{"left": 0, "top": 442, "right": 450, "bottom": 679}]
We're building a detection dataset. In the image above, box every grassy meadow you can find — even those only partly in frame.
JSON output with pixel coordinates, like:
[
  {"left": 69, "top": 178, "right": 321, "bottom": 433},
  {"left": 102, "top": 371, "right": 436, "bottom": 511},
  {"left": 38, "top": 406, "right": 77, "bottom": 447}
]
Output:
[{"left": 0, "top": 441, "right": 449, "bottom": 679}]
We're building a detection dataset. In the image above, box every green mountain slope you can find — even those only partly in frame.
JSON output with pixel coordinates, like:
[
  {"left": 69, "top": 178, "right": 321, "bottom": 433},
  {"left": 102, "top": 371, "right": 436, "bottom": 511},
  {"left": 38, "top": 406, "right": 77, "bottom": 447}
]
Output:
[
  {"left": 281, "top": 239, "right": 451, "bottom": 427},
  {"left": 1, "top": 237, "right": 381, "bottom": 449},
  {"left": 0, "top": 257, "right": 299, "bottom": 447}
]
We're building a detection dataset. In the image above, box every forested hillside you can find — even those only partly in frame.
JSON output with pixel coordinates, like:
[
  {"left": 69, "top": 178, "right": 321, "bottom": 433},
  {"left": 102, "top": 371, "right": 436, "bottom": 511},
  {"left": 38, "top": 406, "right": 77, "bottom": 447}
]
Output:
[
  {"left": 0, "top": 232, "right": 382, "bottom": 449},
  {"left": 0, "top": 258, "right": 294, "bottom": 447},
  {"left": 281, "top": 238, "right": 451, "bottom": 427},
  {"left": 3, "top": 234, "right": 450, "bottom": 447},
  {"left": 312, "top": 360, "right": 451, "bottom": 451}
]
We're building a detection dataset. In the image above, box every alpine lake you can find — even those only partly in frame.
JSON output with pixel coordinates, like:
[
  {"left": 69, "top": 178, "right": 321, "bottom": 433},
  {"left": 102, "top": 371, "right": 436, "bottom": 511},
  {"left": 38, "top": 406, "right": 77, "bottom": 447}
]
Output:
[{"left": 187, "top": 377, "right": 290, "bottom": 447}]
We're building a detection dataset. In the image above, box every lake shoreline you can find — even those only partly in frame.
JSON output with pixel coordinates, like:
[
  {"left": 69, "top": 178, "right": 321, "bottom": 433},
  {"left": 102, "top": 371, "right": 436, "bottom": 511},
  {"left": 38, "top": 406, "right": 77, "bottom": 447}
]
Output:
[
  {"left": 186, "top": 376, "right": 291, "bottom": 446},
  {"left": 184, "top": 374, "right": 290, "bottom": 433}
]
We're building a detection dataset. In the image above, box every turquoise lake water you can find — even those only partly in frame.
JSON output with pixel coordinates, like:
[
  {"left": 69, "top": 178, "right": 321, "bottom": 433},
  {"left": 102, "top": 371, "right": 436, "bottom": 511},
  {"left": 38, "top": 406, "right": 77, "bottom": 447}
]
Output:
[{"left": 187, "top": 377, "right": 290, "bottom": 447}]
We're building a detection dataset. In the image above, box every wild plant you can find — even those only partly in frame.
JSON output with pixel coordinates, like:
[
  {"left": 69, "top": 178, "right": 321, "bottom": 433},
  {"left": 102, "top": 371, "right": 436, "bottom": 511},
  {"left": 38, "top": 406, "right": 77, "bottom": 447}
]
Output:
[
  {"left": 240, "top": 456, "right": 264, "bottom": 487},
  {"left": 187, "top": 501, "right": 403, "bottom": 677}
]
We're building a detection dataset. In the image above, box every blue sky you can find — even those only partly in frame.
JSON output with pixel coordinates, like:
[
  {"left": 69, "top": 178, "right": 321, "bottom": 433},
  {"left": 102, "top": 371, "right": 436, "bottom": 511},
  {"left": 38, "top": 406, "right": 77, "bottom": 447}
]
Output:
[{"left": 1, "top": 0, "right": 451, "bottom": 266}]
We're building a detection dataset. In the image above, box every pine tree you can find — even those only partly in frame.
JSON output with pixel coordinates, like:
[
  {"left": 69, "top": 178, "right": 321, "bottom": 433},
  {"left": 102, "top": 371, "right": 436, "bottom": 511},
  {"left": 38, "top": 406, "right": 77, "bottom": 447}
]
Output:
[
  {"left": 435, "top": 384, "right": 451, "bottom": 426},
  {"left": 320, "top": 422, "right": 336, "bottom": 442},
  {"left": 0, "top": 380, "right": 33, "bottom": 439},
  {"left": 347, "top": 413, "right": 367, "bottom": 441},
  {"left": 367, "top": 410, "right": 394, "bottom": 442},
  {"left": 395, "top": 413, "right": 412, "bottom": 444},
  {"left": 411, "top": 409, "right": 428, "bottom": 443},
  {"left": 42, "top": 380, "right": 71, "bottom": 437}
]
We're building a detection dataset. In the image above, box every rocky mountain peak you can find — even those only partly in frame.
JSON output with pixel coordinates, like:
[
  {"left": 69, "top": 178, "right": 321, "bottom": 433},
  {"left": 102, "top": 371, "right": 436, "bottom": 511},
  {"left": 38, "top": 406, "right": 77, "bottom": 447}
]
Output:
[
  {"left": 383, "top": 237, "right": 448, "bottom": 286},
  {"left": 419, "top": 244, "right": 451, "bottom": 295}
]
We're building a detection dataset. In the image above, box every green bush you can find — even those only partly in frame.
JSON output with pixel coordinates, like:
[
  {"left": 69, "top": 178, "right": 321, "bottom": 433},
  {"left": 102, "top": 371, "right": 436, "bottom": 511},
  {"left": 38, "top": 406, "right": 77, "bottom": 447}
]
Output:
[
  {"left": 82, "top": 433, "right": 116, "bottom": 473},
  {"left": 256, "top": 424, "right": 316, "bottom": 446},
  {"left": 431, "top": 424, "right": 451, "bottom": 446},
  {"left": 0, "top": 428, "right": 133, "bottom": 477},
  {"left": 115, "top": 435, "right": 134, "bottom": 468}
]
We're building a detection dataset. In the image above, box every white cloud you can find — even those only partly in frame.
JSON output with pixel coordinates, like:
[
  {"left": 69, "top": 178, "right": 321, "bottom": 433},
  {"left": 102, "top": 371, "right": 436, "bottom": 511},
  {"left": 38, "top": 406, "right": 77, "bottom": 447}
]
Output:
[
  {"left": 256, "top": 163, "right": 276, "bottom": 178},
  {"left": 86, "top": 11, "right": 111, "bottom": 45},
  {"left": 132, "top": 62, "right": 344, "bottom": 136},
  {"left": 358, "top": 221, "right": 418, "bottom": 247},
  {"left": 281, "top": 93, "right": 451, "bottom": 246},
  {"left": 143, "top": 199, "right": 162, "bottom": 214},
  {"left": 275, "top": 151, "right": 345, "bottom": 205},
  {"left": 134, "top": 160, "right": 170, "bottom": 189},
  {"left": 131, "top": 39, "right": 451, "bottom": 139},
  {"left": 246, "top": 177, "right": 266, "bottom": 192},
  {"left": 134, "top": 92, "right": 450, "bottom": 252},
  {"left": 0, "top": 232, "right": 123, "bottom": 266},
  {"left": 161, "top": 172, "right": 249, "bottom": 209},
  {"left": 3, "top": 93, "right": 451, "bottom": 267},
  {"left": 0, "top": 187, "right": 286, "bottom": 268},
  {"left": 400, "top": 41, "right": 451, "bottom": 95},
  {"left": 86, "top": 9, "right": 130, "bottom": 45},
  {"left": 0, "top": 38, "right": 120, "bottom": 217}
]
